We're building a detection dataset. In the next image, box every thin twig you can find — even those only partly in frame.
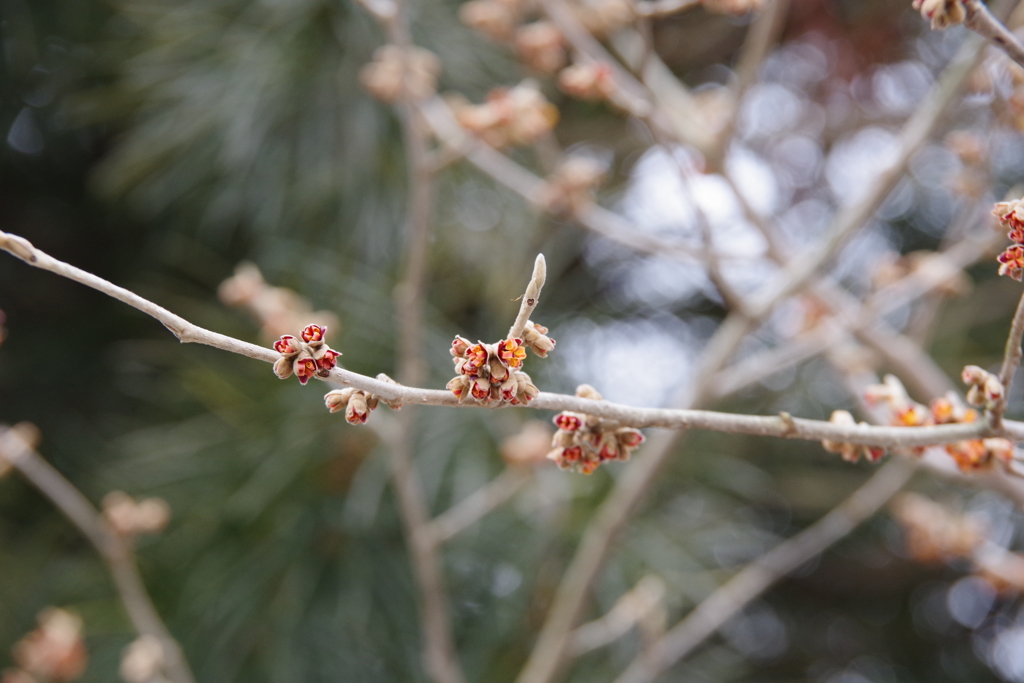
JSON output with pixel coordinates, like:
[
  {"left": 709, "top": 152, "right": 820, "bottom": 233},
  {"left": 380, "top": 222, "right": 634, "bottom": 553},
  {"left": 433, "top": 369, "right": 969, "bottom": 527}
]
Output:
[
  {"left": 4, "top": 232, "right": 1024, "bottom": 449},
  {"left": 964, "top": 0, "right": 1024, "bottom": 70},
  {"left": 567, "top": 575, "right": 666, "bottom": 658},
  {"left": 0, "top": 426, "right": 196, "bottom": 683},
  {"left": 705, "top": 0, "right": 790, "bottom": 171},
  {"left": 428, "top": 468, "right": 532, "bottom": 544},
  {"left": 746, "top": 31, "right": 987, "bottom": 320},
  {"left": 611, "top": 458, "right": 916, "bottom": 683},
  {"left": 994, "top": 288, "right": 1024, "bottom": 427},
  {"left": 509, "top": 254, "right": 547, "bottom": 340},
  {"left": 515, "top": 28, "right": 989, "bottom": 683}
]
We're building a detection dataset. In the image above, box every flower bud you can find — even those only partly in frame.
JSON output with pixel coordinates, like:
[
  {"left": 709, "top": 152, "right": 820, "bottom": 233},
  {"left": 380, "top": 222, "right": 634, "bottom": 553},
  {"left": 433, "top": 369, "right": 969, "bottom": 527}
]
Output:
[
  {"left": 575, "top": 384, "right": 602, "bottom": 400},
  {"left": 615, "top": 428, "right": 645, "bottom": 449},
  {"left": 274, "top": 335, "right": 301, "bottom": 355},
  {"left": 447, "top": 375, "right": 469, "bottom": 401},
  {"left": 522, "top": 321, "right": 556, "bottom": 357},
  {"left": 325, "top": 388, "right": 356, "bottom": 413},
  {"left": 12, "top": 608, "right": 86, "bottom": 683},
  {"left": 998, "top": 245, "right": 1024, "bottom": 280},
  {"left": 346, "top": 392, "right": 370, "bottom": 425},
  {"left": 459, "top": 0, "right": 520, "bottom": 40},
  {"left": 515, "top": 22, "right": 566, "bottom": 74},
  {"left": 120, "top": 635, "right": 165, "bottom": 683},
  {"left": 295, "top": 357, "right": 318, "bottom": 385},
  {"left": 554, "top": 413, "right": 583, "bottom": 432},
  {"left": 558, "top": 63, "right": 615, "bottom": 101},
  {"left": 471, "top": 376, "right": 491, "bottom": 400},
  {"left": 912, "top": 0, "right": 966, "bottom": 29},
  {"left": 301, "top": 324, "right": 326, "bottom": 343},
  {"left": 314, "top": 347, "right": 341, "bottom": 373},
  {"left": 451, "top": 336, "right": 472, "bottom": 357},
  {"left": 359, "top": 45, "right": 442, "bottom": 103}
]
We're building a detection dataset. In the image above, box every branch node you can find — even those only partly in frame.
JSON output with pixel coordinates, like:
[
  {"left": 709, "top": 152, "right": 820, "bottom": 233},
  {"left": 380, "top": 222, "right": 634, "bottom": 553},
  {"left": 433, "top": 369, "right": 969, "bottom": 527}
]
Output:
[{"left": 778, "top": 411, "right": 797, "bottom": 436}]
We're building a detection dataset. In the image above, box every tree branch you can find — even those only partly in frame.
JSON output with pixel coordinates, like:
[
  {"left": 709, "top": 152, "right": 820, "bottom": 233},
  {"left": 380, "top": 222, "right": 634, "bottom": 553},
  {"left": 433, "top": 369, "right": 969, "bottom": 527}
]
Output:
[
  {"left": 428, "top": 468, "right": 531, "bottom": 544},
  {"left": 0, "top": 426, "right": 196, "bottom": 683},
  {"left": 994, "top": 288, "right": 1024, "bottom": 426},
  {"left": 5, "top": 232, "right": 1024, "bottom": 450},
  {"left": 611, "top": 458, "right": 916, "bottom": 683}
]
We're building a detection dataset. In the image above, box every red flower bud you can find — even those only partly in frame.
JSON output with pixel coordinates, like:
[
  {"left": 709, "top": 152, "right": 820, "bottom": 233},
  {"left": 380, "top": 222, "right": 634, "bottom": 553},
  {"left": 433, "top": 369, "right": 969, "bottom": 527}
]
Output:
[
  {"left": 295, "top": 358, "right": 318, "bottom": 385},
  {"left": 554, "top": 413, "right": 582, "bottom": 432},
  {"left": 274, "top": 335, "right": 300, "bottom": 355},
  {"left": 301, "top": 324, "right": 326, "bottom": 343},
  {"left": 316, "top": 348, "right": 340, "bottom": 372}
]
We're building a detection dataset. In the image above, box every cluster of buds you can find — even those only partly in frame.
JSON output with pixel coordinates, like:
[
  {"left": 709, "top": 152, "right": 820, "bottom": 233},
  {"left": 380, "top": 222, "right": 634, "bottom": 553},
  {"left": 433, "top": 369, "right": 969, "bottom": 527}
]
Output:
[
  {"left": 961, "top": 364, "right": 1005, "bottom": 409},
  {"left": 218, "top": 262, "right": 338, "bottom": 342},
  {"left": 459, "top": 0, "right": 525, "bottom": 40},
  {"left": 821, "top": 410, "right": 886, "bottom": 463},
  {"left": 538, "top": 156, "right": 607, "bottom": 216},
  {"left": 119, "top": 636, "right": 165, "bottom": 683},
  {"left": 4, "top": 609, "right": 87, "bottom": 683},
  {"left": 272, "top": 325, "right": 341, "bottom": 385},
  {"left": 557, "top": 62, "right": 616, "bottom": 102},
  {"left": 912, "top": 0, "right": 966, "bottom": 30},
  {"left": 994, "top": 198, "right": 1024, "bottom": 280},
  {"left": 102, "top": 491, "right": 171, "bottom": 537},
  {"left": 447, "top": 335, "right": 541, "bottom": 404},
  {"left": 325, "top": 375, "right": 402, "bottom": 425},
  {"left": 359, "top": 45, "right": 442, "bottom": 103},
  {"left": 700, "top": 0, "right": 764, "bottom": 15},
  {"left": 548, "top": 385, "right": 645, "bottom": 474},
  {"left": 863, "top": 374, "right": 1014, "bottom": 472},
  {"left": 891, "top": 493, "right": 984, "bottom": 563},
  {"left": 515, "top": 22, "right": 566, "bottom": 74},
  {"left": 451, "top": 81, "right": 559, "bottom": 148}
]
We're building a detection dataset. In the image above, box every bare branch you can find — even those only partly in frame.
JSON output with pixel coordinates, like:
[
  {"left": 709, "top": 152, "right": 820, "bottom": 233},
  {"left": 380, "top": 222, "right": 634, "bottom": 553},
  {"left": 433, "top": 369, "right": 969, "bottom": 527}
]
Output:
[
  {"left": 612, "top": 458, "right": 916, "bottom": 683},
  {"left": 428, "top": 468, "right": 531, "bottom": 544},
  {"left": 568, "top": 575, "right": 666, "bottom": 658},
  {"left": 964, "top": 0, "right": 1024, "bottom": 70},
  {"left": 994, "top": 288, "right": 1024, "bottom": 426},
  {"left": 0, "top": 426, "right": 196, "bottom": 683},
  {"left": 5, "top": 232, "right": 1024, "bottom": 450},
  {"left": 509, "top": 254, "right": 548, "bottom": 339}
]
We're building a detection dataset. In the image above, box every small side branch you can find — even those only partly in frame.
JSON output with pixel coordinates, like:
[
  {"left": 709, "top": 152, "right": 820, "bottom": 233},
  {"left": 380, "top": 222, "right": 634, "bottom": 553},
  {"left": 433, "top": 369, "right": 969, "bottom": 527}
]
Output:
[
  {"left": 428, "top": 468, "right": 531, "bottom": 544},
  {"left": 612, "top": 458, "right": 916, "bottom": 683},
  {"left": 964, "top": 0, "right": 1024, "bottom": 70},
  {"left": 994, "top": 288, "right": 1024, "bottom": 425},
  {"left": 509, "top": 255, "right": 548, "bottom": 340},
  {"left": 0, "top": 426, "right": 196, "bottom": 683}
]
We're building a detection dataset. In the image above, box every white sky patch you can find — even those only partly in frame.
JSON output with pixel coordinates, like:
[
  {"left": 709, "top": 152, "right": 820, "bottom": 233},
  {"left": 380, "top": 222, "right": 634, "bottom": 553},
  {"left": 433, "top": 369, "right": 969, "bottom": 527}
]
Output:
[
  {"left": 825, "top": 127, "right": 899, "bottom": 205},
  {"left": 555, "top": 317, "right": 697, "bottom": 408},
  {"left": 613, "top": 146, "right": 774, "bottom": 305}
]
